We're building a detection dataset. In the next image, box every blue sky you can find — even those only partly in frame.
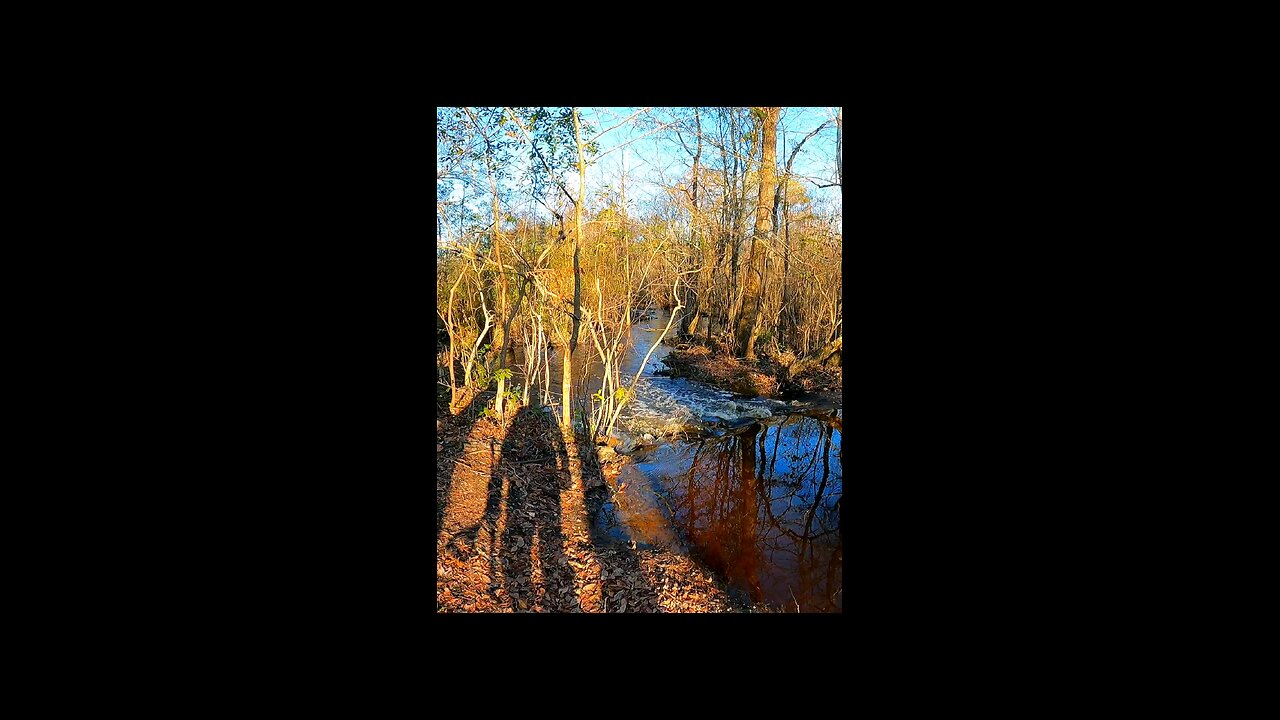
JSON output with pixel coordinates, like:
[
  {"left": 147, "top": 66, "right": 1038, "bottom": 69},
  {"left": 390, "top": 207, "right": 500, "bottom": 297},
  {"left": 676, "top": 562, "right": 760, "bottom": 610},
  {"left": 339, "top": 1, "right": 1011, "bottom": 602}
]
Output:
[{"left": 437, "top": 107, "right": 841, "bottom": 237}]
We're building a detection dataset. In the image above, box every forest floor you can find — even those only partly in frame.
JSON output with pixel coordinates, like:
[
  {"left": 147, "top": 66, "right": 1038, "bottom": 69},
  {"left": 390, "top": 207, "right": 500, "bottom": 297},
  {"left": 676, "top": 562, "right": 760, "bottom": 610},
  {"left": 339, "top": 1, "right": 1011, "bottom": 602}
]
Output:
[
  {"left": 436, "top": 389, "right": 769, "bottom": 613},
  {"left": 658, "top": 336, "right": 842, "bottom": 399}
]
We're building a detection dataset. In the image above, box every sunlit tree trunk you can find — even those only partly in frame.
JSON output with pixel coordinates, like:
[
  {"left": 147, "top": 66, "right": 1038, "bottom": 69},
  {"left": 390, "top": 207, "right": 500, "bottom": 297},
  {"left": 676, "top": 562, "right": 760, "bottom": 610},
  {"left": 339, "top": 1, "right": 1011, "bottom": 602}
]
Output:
[
  {"left": 836, "top": 106, "right": 842, "bottom": 189},
  {"left": 603, "top": 276, "right": 682, "bottom": 439},
  {"left": 440, "top": 270, "right": 466, "bottom": 409},
  {"left": 561, "top": 344, "right": 572, "bottom": 429},
  {"left": 788, "top": 336, "right": 841, "bottom": 379},
  {"left": 680, "top": 109, "right": 703, "bottom": 338},
  {"left": 488, "top": 163, "right": 508, "bottom": 364},
  {"left": 741, "top": 107, "right": 779, "bottom": 359},
  {"left": 462, "top": 284, "right": 493, "bottom": 391},
  {"left": 541, "top": 319, "right": 553, "bottom": 407},
  {"left": 561, "top": 107, "right": 587, "bottom": 431},
  {"left": 495, "top": 279, "right": 527, "bottom": 375},
  {"left": 464, "top": 107, "right": 510, "bottom": 372}
]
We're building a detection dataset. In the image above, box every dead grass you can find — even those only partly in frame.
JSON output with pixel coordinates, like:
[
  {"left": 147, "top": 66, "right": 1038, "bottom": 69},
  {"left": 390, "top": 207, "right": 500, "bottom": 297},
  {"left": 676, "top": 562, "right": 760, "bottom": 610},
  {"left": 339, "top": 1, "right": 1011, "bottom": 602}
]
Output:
[
  {"left": 746, "top": 371, "right": 780, "bottom": 396},
  {"left": 662, "top": 339, "right": 835, "bottom": 397},
  {"left": 771, "top": 348, "right": 797, "bottom": 368}
]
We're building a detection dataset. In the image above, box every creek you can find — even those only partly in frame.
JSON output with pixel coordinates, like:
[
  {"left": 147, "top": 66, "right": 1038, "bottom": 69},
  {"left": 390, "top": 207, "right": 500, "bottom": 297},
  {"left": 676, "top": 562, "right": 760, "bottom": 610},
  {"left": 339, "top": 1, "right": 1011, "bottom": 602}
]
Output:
[{"left": 523, "top": 309, "right": 842, "bottom": 612}]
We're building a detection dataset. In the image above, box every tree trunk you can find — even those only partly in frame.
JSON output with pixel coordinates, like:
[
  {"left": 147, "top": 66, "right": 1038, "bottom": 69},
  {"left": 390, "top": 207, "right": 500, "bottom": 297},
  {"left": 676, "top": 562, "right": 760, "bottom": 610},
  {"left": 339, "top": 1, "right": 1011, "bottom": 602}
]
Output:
[
  {"left": 787, "top": 336, "right": 841, "bottom": 379},
  {"left": 740, "top": 107, "right": 779, "bottom": 359},
  {"left": 560, "top": 108, "right": 587, "bottom": 431},
  {"left": 448, "top": 344, "right": 457, "bottom": 408},
  {"left": 542, "top": 335, "right": 552, "bottom": 407},
  {"left": 680, "top": 110, "right": 703, "bottom": 338},
  {"left": 836, "top": 106, "right": 842, "bottom": 188},
  {"left": 571, "top": 109, "right": 585, "bottom": 357},
  {"left": 486, "top": 146, "right": 508, "bottom": 363},
  {"left": 496, "top": 279, "right": 527, "bottom": 373},
  {"left": 561, "top": 346, "right": 572, "bottom": 429}
]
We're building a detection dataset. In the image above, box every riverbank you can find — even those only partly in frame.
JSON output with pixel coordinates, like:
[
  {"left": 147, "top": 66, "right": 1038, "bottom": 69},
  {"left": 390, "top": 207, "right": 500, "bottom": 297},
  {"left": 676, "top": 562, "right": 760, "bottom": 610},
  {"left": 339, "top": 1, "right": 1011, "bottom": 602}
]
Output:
[
  {"left": 657, "top": 337, "right": 842, "bottom": 398},
  {"left": 436, "top": 392, "right": 769, "bottom": 612}
]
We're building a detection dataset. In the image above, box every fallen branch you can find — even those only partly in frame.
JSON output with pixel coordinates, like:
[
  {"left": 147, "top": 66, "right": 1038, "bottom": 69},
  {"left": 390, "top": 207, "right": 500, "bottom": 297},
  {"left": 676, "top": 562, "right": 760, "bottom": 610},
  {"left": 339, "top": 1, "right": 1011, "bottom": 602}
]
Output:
[{"left": 787, "top": 336, "right": 841, "bottom": 379}]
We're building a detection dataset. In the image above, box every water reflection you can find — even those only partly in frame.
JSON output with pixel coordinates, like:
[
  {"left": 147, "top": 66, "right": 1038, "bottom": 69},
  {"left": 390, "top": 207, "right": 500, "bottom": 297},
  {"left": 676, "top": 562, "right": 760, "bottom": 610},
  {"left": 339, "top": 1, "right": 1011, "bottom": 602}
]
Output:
[{"left": 637, "top": 411, "right": 842, "bottom": 612}]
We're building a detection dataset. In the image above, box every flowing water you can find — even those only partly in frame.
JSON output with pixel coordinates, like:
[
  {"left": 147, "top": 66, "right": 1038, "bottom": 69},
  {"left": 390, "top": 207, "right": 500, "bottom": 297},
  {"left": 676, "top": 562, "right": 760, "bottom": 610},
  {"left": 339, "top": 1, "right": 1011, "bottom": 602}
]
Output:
[{"left": 518, "top": 310, "right": 842, "bottom": 612}]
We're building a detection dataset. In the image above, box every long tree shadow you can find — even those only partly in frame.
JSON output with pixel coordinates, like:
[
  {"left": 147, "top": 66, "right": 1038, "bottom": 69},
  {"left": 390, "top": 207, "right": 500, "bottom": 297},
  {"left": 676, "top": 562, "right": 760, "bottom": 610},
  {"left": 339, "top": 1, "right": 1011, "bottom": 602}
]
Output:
[
  {"left": 541, "top": 349, "right": 659, "bottom": 611},
  {"left": 436, "top": 389, "right": 490, "bottom": 549},
  {"left": 496, "top": 407, "right": 582, "bottom": 612},
  {"left": 440, "top": 381, "right": 662, "bottom": 611}
]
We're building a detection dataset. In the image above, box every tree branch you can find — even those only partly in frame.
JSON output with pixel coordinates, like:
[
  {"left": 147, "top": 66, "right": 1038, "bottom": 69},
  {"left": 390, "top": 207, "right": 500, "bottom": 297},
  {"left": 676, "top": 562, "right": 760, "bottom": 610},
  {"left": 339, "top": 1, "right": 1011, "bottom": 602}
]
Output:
[
  {"left": 589, "top": 107, "right": 652, "bottom": 144},
  {"left": 595, "top": 117, "right": 694, "bottom": 160}
]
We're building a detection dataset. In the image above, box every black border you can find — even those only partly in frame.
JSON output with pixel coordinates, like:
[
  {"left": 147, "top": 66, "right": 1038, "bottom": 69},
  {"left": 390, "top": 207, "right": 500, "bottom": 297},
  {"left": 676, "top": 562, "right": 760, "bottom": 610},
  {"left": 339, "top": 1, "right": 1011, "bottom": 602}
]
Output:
[{"left": 132, "top": 52, "right": 1161, "bottom": 676}]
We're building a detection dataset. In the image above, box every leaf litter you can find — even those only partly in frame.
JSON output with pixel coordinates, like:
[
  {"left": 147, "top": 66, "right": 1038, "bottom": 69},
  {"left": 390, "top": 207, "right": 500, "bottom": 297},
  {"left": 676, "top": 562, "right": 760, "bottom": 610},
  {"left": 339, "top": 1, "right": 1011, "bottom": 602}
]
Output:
[{"left": 437, "top": 401, "right": 769, "bottom": 612}]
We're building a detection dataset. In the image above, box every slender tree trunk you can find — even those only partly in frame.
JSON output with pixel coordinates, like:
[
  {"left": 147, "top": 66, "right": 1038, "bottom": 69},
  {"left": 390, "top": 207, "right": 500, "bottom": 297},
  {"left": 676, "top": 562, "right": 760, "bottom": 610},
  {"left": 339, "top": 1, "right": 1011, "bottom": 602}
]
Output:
[
  {"left": 741, "top": 107, "right": 779, "bottom": 359},
  {"left": 540, "top": 316, "right": 552, "bottom": 407},
  {"left": 572, "top": 109, "right": 585, "bottom": 356},
  {"left": 448, "top": 344, "right": 457, "bottom": 407},
  {"left": 486, "top": 150, "right": 509, "bottom": 365},
  {"left": 442, "top": 272, "right": 465, "bottom": 409},
  {"left": 463, "top": 287, "right": 493, "bottom": 391},
  {"left": 781, "top": 177, "right": 792, "bottom": 341},
  {"left": 558, "top": 108, "right": 588, "bottom": 431},
  {"left": 496, "top": 278, "right": 527, "bottom": 373},
  {"left": 491, "top": 177, "right": 503, "bottom": 327},
  {"left": 561, "top": 345, "right": 571, "bottom": 429},
  {"left": 836, "top": 106, "right": 842, "bottom": 189},
  {"left": 680, "top": 110, "right": 703, "bottom": 337},
  {"left": 603, "top": 277, "right": 683, "bottom": 438}
]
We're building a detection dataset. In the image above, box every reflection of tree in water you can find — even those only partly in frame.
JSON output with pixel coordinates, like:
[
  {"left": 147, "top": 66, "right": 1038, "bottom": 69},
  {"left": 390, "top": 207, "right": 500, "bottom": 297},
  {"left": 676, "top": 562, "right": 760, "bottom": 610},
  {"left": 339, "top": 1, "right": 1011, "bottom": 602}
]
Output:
[{"left": 662, "top": 413, "right": 842, "bottom": 612}]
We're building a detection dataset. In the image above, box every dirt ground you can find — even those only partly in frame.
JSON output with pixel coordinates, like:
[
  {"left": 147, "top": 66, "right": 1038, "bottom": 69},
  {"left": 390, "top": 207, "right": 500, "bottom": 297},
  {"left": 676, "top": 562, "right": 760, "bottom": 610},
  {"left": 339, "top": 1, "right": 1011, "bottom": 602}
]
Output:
[{"left": 436, "top": 390, "right": 767, "bottom": 613}]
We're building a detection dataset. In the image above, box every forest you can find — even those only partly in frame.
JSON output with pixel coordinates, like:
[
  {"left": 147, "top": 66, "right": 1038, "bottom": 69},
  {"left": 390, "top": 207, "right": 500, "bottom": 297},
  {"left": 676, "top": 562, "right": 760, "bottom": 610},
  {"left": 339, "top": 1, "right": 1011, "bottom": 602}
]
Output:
[{"left": 437, "top": 107, "right": 842, "bottom": 613}]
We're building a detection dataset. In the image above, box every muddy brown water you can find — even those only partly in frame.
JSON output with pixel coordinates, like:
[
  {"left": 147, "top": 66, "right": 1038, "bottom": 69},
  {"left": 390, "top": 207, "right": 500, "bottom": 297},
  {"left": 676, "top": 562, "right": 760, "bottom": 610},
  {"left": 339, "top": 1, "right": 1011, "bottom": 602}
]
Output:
[{"left": 596, "top": 409, "right": 842, "bottom": 613}]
